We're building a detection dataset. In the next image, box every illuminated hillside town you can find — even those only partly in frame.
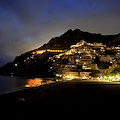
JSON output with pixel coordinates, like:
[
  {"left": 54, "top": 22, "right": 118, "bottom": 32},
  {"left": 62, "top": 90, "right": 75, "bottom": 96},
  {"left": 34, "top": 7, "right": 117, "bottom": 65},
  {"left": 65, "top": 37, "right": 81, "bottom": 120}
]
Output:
[
  {"left": 12, "top": 40, "right": 120, "bottom": 82},
  {"left": 46, "top": 40, "right": 120, "bottom": 81}
]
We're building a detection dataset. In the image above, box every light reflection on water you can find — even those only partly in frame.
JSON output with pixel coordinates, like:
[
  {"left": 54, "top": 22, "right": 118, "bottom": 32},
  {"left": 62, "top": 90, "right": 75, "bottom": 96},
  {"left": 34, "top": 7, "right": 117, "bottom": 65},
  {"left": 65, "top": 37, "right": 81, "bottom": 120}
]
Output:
[
  {"left": 0, "top": 76, "right": 54, "bottom": 95},
  {"left": 25, "top": 78, "right": 54, "bottom": 87}
]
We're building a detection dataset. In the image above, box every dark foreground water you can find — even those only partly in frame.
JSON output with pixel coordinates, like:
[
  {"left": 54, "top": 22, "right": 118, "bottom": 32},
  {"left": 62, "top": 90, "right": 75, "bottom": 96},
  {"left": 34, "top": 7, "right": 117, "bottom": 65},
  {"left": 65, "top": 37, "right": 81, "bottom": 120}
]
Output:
[{"left": 0, "top": 75, "right": 53, "bottom": 95}]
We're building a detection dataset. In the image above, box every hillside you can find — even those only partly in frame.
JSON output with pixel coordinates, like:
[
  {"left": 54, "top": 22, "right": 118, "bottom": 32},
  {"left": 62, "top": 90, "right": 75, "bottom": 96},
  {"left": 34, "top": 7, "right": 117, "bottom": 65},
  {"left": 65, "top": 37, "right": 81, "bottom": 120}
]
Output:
[
  {"left": 38, "top": 29, "right": 120, "bottom": 50},
  {"left": 0, "top": 29, "right": 119, "bottom": 77}
]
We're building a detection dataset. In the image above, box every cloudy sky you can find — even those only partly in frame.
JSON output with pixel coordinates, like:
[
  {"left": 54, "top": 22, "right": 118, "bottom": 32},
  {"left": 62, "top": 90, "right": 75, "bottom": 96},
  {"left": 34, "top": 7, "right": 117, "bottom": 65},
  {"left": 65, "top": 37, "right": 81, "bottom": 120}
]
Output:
[{"left": 0, "top": 0, "right": 120, "bottom": 66}]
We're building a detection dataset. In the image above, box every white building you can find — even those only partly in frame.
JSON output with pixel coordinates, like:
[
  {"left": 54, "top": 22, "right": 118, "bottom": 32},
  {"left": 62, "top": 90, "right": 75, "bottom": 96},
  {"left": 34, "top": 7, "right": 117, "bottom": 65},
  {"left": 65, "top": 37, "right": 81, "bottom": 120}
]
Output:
[
  {"left": 80, "top": 72, "right": 91, "bottom": 79},
  {"left": 76, "top": 55, "right": 92, "bottom": 65}
]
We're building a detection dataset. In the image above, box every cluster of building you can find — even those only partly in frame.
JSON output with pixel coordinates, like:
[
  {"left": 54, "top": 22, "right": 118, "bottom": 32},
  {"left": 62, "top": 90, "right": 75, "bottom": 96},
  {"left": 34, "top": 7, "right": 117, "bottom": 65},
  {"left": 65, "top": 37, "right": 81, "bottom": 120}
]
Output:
[
  {"left": 13, "top": 39, "right": 120, "bottom": 81},
  {"left": 48, "top": 40, "right": 120, "bottom": 80}
]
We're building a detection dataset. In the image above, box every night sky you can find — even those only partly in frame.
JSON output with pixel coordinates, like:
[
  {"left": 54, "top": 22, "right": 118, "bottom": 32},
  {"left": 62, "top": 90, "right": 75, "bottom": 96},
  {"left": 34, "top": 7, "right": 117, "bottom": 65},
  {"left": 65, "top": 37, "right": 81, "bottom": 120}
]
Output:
[{"left": 0, "top": 0, "right": 120, "bottom": 66}]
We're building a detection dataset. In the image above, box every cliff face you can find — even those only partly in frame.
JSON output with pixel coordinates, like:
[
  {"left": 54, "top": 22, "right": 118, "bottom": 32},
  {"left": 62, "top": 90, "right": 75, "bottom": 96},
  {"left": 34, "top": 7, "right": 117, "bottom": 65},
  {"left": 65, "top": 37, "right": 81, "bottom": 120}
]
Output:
[{"left": 0, "top": 29, "right": 119, "bottom": 77}]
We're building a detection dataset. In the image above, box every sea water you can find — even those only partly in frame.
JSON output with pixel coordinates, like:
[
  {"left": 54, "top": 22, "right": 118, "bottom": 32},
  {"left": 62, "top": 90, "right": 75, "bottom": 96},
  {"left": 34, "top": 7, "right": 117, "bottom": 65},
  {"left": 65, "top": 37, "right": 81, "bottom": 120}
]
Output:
[
  {"left": 0, "top": 75, "right": 53, "bottom": 95},
  {"left": 0, "top": 75, "right": 28, "bottom": 95}
]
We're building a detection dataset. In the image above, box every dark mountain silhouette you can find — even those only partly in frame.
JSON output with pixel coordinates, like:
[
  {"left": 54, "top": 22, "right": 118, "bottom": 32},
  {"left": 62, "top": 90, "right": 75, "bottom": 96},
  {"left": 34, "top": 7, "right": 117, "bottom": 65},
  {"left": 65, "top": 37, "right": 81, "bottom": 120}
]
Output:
[
  {"left": 37, "top": 29, "right": 120, "bottom": 50},
  {"left": 0, "top": 29, "right": 119, "bottom": 77}
]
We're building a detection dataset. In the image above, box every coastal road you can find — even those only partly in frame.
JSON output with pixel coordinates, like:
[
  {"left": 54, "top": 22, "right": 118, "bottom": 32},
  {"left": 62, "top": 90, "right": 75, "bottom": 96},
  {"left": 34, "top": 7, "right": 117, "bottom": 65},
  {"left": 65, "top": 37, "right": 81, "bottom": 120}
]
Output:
[{"left": 0, "top": 80, "right": 120, "bottom": 119}]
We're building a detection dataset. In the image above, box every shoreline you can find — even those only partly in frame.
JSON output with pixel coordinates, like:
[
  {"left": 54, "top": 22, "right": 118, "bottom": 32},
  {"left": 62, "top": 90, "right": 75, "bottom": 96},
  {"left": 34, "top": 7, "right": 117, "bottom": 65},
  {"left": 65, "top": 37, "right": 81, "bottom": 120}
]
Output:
[
  {"left": 1, "top": 79, "right": 120, "bottom": 99},
  {"left": 0, "top": 79, "right": 120, "bottom": 96},
  {"left": 0, "top": 80, "right": 120, "bottom": 119},
  {"left": 0, "top": 80, "right": 56, "bottom": 96},
  {"left": 0, "top": 75, "right": 55, "bottom": 96}
]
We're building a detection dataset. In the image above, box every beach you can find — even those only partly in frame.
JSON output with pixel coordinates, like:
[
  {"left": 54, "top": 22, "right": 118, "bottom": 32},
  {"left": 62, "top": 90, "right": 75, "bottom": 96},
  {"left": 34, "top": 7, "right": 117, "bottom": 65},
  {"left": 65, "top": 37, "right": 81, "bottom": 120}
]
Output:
[{"left": 0, "top": 80, "right": 120, "bottom": 119}]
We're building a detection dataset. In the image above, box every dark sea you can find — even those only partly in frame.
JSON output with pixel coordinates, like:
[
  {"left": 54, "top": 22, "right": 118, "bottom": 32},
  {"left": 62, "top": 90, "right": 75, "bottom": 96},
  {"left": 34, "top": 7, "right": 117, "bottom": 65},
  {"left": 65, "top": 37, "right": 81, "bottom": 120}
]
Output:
[
  {"left": 0, "top": 75, "right": 53, "bottom": 95},
  {"left": 0, "top": 76, "right": 28, "bottom": 95}
]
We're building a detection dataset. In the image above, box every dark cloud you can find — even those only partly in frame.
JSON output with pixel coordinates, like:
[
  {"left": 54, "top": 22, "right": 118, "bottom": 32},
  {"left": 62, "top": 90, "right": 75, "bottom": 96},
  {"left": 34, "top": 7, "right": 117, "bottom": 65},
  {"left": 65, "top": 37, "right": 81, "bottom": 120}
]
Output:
[{"left": 0, "top": 0, "right": 120, "bottom": 66}]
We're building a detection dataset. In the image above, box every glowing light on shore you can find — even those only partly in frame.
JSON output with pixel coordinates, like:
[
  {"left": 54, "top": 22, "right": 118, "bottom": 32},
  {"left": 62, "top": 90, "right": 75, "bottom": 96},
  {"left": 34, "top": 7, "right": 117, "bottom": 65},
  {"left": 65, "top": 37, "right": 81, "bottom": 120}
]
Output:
[
  {"left": 25, "top": 78, "right": 53, "bottom": 87},
  {"left": 63, "top": 75, "right": 80, "bottom": 80},
  {"left": 96, "top": 74, "right": 120, "bottom": 82}
]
